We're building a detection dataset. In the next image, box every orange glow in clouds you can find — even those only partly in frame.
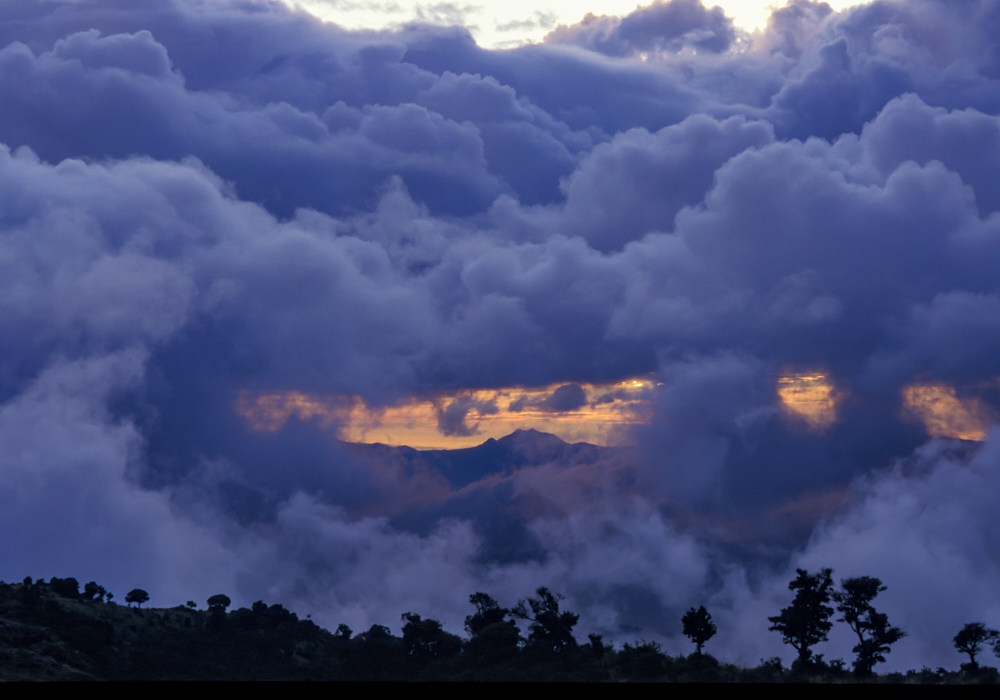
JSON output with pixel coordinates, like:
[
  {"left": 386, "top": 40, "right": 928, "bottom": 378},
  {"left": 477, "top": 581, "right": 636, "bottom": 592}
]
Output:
[
  {"left": 777, "top": 373, "right": 839, "bottom": 431},
  {"left": 237, "top": 378, "right": 658, "bottom": 449},
  {"left": 901, "top": 383, "right": 995, "bottom": 441},
  {"left": 775, "top": 372, "right": 997, "bottom": 440},
  {"left": 238, "top": 375, "right": 998, "bottom": 447}
]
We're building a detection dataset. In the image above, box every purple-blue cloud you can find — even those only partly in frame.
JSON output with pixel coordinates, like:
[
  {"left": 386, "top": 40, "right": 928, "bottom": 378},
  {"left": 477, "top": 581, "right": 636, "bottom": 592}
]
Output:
[
  {"left": 545, "top": 0, "right": 736, "bottom": 57},
  {"left": 2, "top": 0, "right": 1000, "bottom": 670}
]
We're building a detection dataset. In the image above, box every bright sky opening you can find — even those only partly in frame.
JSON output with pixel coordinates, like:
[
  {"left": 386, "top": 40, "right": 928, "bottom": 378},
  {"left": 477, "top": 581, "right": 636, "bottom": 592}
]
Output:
[
  {"left": 902, "top": 384, "right": 996, "bottom": 441},
  {"left": 289, "top": 0, "right": 869, "bottom": 49},
  {"left": 777, "top": 372, "right": 839, "bottom": 431},
  {"left": 238, "top": 378, "right": 659, "bottom": 449},
  {"left": 241, "top": 374, "right": 993, "bottom": 448}
]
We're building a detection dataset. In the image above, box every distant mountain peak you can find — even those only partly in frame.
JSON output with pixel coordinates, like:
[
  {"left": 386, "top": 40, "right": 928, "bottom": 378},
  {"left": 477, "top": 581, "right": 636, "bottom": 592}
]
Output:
[
  {"left": 498, "top": 428, "right": 566, "bottom": 444},
  {"left": 494, "top": 428, "right": 565, "bottom": 452},
  {"left": 341, "top": 427, "right": 611, "bottom": 491}
]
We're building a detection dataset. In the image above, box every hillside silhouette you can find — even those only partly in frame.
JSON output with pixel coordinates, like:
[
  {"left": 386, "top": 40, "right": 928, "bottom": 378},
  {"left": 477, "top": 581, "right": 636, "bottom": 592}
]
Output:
[{"left": 1, "top": 575, "right": 995, "bottom": 683}]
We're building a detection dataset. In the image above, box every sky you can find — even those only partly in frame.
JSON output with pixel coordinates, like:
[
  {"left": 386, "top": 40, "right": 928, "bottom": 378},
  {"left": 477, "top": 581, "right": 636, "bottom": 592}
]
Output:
[
  {"left": 237, "top": 377, "right": 659, "bottom": 448},
  {"left": 4, "top": 0, "right": 1000, "bottom": 672},
  {"left": 292, "top": 0, "right": 865, "bottom": 47}
]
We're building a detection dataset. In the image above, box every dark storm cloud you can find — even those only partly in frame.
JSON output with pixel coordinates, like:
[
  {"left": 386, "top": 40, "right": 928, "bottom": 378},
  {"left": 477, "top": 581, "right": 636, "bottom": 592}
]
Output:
[
  {"left": 4, "top": 0, "right": 1000, "bottom": 668},
  {"left": 538, "top": 384, "right": 587, "bottom": 412},
  {"left": 0, "top": 30, "right": 504, "bottom": 217},
  {"left": 435, "top": 396, "right": 499, "bottom": 436},
  {"left": 507, "top": 383, "right": 588, "bottom": 412}
]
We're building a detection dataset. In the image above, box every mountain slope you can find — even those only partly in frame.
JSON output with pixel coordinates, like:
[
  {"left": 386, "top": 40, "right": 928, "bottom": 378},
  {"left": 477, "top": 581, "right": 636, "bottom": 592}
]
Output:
[{"left": 344, "top": 428, "right": 621, "bottom": 489}]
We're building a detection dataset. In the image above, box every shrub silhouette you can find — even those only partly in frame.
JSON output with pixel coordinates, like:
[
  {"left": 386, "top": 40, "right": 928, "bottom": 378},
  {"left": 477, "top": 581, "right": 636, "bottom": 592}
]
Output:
[
  {"left": 49, "top": 577, "right": 80, "bottom": 599},
  {"left": 616, "top": 641, "right": 668, "bottom": 681},
  {"left": 83, "top": 581, "right": 106, "bottom": 601}
]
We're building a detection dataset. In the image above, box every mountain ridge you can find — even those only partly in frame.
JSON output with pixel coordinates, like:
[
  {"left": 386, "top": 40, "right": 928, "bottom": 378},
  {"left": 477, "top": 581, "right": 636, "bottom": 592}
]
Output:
[{"left": 341, "top": 428, "right": 623, "bottom": 489}]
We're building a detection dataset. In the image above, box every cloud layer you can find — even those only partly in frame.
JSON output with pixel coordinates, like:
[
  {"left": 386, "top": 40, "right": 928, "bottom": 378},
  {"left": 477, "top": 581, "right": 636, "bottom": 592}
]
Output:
[{"left": 2, "top": 0, "right": 1000, "bottom": 669}]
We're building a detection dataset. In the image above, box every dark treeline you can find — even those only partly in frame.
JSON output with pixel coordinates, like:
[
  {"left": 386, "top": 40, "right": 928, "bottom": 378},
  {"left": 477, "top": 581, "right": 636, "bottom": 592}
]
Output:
[{"left": 0, "top": 572, "right": 997, "bottom": 682}]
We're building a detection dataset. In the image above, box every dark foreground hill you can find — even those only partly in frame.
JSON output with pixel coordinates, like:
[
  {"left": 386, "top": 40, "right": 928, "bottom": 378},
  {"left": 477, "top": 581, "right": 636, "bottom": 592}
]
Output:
[
  {"left": 1, "top": 577, "right": 996, "bottom": 682},
  {"left": 0, "top": 578, "right": 343, "bottom": 681}
]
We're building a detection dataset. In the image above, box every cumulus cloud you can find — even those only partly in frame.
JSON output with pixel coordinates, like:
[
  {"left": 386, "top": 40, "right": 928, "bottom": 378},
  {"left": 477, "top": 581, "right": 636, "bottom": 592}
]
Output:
[
  {"left": 435, "top": 396, "right": 499, "bottom": 435},
  {"left": 0, "top": 350, "right": 239, "bottom": 602},
  {"left": 2, "top": 0, "right": 1000, "bottom": 669},
  {"left": 545, "top": 0, "right": 736, "bottom": 57}
]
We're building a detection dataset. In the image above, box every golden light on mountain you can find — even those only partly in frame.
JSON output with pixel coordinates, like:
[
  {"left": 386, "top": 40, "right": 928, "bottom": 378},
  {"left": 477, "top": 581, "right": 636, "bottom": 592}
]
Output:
[
  {"left": 236, "top": 377, "right": 658, "bottom": 449},
  {"left": 777, "top": 373, "right": 839, "bottom": 431},
  {"left": 901, "top": 383, "right": 994, "bottom": 441}
]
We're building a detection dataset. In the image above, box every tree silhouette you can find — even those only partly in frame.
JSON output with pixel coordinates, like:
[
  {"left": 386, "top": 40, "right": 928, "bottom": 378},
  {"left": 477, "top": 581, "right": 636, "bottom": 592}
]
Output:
[
  {"left": 682, "top": 605, "right": 717, "bottom": 655},
  {"left": 768, "top": 568, "right": 835, "bottom": 668},
  {"left": 465, "top": 592, "right": 512, "bottom": 638},
  {"left": 512, "top": 587, "right": 579, "bottom": 654},
  {"left": 954, "top": 622, "right": 999, "bottom": 669},
  {"left": 587, "top": 633, "right": 608, "bottom": 657},
  {"left": 125, "top": 589, "right": 149, "bottom": 608},
  {"left": 207, "top": 594, "right": 231, "bottom": 612},
  {"left": 463, "top": 593, "right": 521, "bottom": 671},
  {"left": 401, "top": 612, "right": 462, "bottom": 665},
  {"left": 351, "top": 624, "right": 406, "bottom": 681},
  {"left": 832, "top": 576, "right": 905, "bottom": 675}
]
